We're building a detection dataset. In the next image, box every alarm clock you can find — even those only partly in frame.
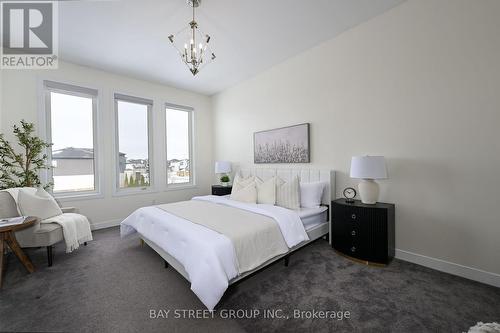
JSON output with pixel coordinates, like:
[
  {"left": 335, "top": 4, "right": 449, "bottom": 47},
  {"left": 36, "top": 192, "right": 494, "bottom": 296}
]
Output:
[{"left": 343, "top": 187, "right": 357, "bottom": 203}]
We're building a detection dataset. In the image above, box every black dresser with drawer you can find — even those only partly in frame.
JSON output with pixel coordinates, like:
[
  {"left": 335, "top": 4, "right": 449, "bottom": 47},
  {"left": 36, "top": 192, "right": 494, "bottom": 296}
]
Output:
[{"left": 332, "top": 198, "right": 395, "bottom": 265}]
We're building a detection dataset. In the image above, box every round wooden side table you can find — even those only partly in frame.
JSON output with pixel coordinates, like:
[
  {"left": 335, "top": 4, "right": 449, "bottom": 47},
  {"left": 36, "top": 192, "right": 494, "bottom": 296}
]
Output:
[{"left": 0, "top": 216, "right": 38, "bottom": 288}]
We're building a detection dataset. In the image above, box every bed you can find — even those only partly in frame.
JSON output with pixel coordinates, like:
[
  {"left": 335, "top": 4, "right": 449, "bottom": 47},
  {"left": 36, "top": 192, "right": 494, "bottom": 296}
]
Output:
[{"left": 121, "top": 168, "right": 334, "bottom": 309}]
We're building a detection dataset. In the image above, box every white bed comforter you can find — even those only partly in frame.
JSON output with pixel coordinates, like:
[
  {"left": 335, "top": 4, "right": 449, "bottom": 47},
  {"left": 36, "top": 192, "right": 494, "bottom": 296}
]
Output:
[{"left": 120, "top": 195, "right": 308, "bottom": 310}]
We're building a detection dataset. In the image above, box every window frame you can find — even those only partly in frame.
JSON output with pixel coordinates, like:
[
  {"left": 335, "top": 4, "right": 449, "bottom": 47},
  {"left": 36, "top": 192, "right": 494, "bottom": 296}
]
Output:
[
  {"left": 43, "top": 80, "right": 101, "bottom": 199},
  {"left": 113, "top": 93, "right": 155, "bottom": 195},
  {"left": 165, "top": 102, "right": 195, "bottom": 189}
]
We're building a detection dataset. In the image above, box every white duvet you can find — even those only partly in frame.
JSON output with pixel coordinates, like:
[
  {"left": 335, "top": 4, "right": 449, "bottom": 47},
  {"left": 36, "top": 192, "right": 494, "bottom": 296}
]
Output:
[{"left": 120, "top": 195, "right": 308, "bottom": 310}]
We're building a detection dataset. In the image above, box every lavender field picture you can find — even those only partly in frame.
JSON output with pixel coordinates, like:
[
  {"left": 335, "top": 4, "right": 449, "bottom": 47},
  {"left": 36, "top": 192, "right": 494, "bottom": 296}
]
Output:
[{"left": 254, "top": 123, "right": 310, "bottom": 163}]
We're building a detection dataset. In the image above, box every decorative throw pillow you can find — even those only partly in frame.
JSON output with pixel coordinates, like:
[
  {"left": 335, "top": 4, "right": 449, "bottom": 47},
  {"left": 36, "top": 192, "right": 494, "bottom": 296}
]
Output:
[
  {"left": 255, "top": 176, "right": 276, "bottom": 205},
  {"left": 0, "top": 191, "right": 20, "bottom": 218},
  {"left": 18, "top": 188, "right": 63, "bottom": 220},
  {"left": 231, "top": 174, "right": 255, "bottom": 192},
  {"left": 230, "top": 182, "right": 257, "bottom": 204},
  {"left": 276, "top": 176, "right": 301, "bottom": 210},
  {"left": 300, "top": 181, "right": 326, "bottom": 208}
]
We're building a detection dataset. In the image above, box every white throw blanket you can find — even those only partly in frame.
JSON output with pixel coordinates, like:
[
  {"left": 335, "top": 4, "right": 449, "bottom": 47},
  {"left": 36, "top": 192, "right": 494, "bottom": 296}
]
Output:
[
  {"left": 43, "top": 213, "right": 93, "bottom": 253},
  {"left": 121, "top": 195, "right": 309, "bottom": 310},
  {"left": 2, "top": 188, "right": 93, "bottom": 253}
]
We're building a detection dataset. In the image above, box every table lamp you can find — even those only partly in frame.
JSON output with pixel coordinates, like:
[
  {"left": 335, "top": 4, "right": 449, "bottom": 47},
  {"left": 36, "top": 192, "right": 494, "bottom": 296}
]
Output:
[
  {"left": 215, "top": 161, "right": 231, "bottom": 186},
  {"left": 350, "top": 156, "right": 387, "bottom": 204}
]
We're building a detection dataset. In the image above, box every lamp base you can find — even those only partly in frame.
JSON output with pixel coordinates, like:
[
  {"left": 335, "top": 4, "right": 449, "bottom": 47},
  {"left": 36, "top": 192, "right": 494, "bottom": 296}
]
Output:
[{"left": 358, "top": 179, "right": 379, "bottom": 204}]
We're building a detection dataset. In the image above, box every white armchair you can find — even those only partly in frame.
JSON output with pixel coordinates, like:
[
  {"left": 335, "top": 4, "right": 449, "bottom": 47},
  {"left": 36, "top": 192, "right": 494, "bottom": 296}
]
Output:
[{"left": 0, "top": 189, "right": 92, "bottom": 266}]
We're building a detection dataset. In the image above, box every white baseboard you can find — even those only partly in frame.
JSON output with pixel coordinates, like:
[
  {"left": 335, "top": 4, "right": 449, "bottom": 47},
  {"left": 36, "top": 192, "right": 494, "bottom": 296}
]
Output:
[
  {"left": 396, "top": 249, "right": 500, "bottom": 288},
  {"left": 91, "top": 219, "right": 121, "bottom": 231}
]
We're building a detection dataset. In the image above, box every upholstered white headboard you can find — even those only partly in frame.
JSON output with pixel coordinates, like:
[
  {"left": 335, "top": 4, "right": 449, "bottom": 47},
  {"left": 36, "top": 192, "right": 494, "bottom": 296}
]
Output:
[{"left": 237, "top": 168, "right": 335, "bottom": 206}]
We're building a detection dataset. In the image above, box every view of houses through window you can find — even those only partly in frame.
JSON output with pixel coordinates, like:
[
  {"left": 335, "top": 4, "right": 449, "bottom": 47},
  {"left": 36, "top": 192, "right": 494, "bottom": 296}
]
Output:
[
  {"left": 49, "top": 90, "right": 96, "bottom": 193},
  {"left": 47, "top": 84, "right": 193, "bottom": 195},
  {"left": 166, "top": 107, "right": 191, "bottom": 185},
  {"left": 116, "top": 99, "right": 151, "bottom": 189}
]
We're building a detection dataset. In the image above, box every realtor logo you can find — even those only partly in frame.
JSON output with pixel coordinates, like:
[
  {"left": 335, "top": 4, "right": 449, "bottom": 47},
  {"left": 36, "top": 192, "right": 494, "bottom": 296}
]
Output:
[{"left": 1, "top": 1, "right": 58, "bottom": 69}]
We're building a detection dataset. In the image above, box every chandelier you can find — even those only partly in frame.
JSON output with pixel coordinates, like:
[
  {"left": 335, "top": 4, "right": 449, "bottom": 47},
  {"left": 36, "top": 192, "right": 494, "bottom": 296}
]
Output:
[{"left": 168, "top": 0, "right": 216, "bottom": 76}]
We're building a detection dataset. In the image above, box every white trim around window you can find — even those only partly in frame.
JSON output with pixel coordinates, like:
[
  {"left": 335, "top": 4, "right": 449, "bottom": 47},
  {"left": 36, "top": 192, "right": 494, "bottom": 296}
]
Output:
[
  {"left": 165, "top": 103, "right": 196, "bottom": 190},
  {"left": 112, "top": 92, "right": 156, "bottom": 196},
  {"left": 41, "top": 80, "right": 103, "bottom": 201}
]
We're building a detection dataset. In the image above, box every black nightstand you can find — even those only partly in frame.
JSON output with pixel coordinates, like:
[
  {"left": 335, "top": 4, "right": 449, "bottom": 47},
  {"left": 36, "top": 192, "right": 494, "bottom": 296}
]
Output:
[
  {"left": 332, "top": 198, "right": 395, "bottom": 265},
  {"left": 211, "top": 185, "right": 232, "bottom": 196}
]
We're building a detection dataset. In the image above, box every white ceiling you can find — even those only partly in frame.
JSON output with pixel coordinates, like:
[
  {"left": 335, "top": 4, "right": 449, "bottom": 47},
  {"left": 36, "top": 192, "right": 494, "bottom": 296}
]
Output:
[{"left": 59, "top": 0, "right": 405, "bottom": 95}]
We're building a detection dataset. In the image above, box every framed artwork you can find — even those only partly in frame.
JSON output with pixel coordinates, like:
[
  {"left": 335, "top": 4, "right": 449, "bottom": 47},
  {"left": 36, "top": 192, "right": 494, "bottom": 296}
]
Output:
[{"left": 254, "top": 123, "right": 310, "bottom": 163}]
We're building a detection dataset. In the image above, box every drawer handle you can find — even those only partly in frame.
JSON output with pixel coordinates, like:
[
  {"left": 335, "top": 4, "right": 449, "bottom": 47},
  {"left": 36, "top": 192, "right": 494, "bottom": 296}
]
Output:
[
  {"left": 351, "top": 213, "right": 357, "bottom": 220},
  {"left": 351, "top": 230, "right": 356, "bottom": 236},
  {"left": 351, "top": 246, "right": 356, "bottom": 252}
]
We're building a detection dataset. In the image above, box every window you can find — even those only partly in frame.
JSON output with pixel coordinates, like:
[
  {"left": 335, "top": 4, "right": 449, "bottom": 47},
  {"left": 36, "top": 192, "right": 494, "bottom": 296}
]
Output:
[
  {"left": 44, "top": 81, "right": 98, "bottom": 195},
  {"left": 166, "top": 104, "right": 193, "bottom": 185},
  {"left": 115, "top": 94, "right": 152, "bottom": 190}
]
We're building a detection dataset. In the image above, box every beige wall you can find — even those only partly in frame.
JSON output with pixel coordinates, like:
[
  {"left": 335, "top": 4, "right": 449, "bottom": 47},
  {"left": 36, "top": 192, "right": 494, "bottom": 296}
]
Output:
[
  {"left": 1, "top": 61, "right": 213, "bottom": 228},
  {"left": 213, "top": 0, "right": 500, "bottom": 275}
]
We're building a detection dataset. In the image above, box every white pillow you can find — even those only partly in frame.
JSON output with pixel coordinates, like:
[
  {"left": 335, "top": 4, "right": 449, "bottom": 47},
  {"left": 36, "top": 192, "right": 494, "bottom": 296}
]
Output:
[
  {"left": 300, "top": 181, "right": 326, "bottom": 208},
  {"left": 230, "top": 182, "right": 257, "bottom": 204},
  {"left": 18, "top": 188, "right": 63, "bottom": 220},
  {"left": 276, "top": 176, "right": 301, "bottom": 210},
  {"left": 255, "top": 176, "right": 276, "bottom": 205},
  {"left": 232, "top": 174, "right": 255, "bottom": 192}
]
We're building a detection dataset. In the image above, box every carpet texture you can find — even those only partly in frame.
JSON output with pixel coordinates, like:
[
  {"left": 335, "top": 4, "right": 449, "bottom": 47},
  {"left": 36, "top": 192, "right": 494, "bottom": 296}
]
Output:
[{"left": 1, "top": 227, "right": 499, "bottom": 333}]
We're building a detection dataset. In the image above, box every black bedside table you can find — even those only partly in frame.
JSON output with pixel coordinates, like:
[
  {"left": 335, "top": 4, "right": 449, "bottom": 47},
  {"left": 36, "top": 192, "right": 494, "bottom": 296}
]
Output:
[
  {"left": 331, "top": 198, "right": 395, "bottom": 265},
  {"left": 211, "top": 185, "right": 232, "bottom": 196}
]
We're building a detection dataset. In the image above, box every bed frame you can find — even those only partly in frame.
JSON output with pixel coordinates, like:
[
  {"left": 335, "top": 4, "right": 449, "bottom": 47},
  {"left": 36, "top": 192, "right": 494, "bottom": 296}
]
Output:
[{"left": 141, "top": 168, "right": 335, "bottom": 285}]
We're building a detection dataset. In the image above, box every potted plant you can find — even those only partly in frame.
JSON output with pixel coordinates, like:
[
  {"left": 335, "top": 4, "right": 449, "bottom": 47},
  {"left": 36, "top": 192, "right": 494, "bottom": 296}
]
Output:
[
  {"left": 0, "top": 120, "right": 52, "bottom": 189},
  {"left": 220, "top": 175, "right": 230, "bottom": 187}
]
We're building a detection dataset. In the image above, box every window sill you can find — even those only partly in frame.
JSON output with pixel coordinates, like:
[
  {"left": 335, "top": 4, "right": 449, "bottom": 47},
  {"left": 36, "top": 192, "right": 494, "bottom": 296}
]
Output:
[
  {"left": 165, "top": 184, "right": 198, "bottom": 191},
  {"left": 112, "top": 187, "right": 160, "bottom": 198},
  {"left": 55, "top": 192, "right": 104, "bottom": 202},
  {"left": 55, "top": 185, "right": 199, "bottom": 201}
]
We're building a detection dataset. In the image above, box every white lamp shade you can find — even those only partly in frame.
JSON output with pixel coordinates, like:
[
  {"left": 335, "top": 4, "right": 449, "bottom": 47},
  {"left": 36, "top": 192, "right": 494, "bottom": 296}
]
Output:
[
  {"left": 350, "top": 156, "right": 387, "bottom": 179},
  {"left": 215, "top": 161, "right": 231, "bottom": 174}
]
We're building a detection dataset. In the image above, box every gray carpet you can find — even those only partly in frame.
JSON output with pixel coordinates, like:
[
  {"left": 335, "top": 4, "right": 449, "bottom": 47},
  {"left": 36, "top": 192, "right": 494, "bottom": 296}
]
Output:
[{"left": 1, "top": 227, "right": 499, "bottom": 333}]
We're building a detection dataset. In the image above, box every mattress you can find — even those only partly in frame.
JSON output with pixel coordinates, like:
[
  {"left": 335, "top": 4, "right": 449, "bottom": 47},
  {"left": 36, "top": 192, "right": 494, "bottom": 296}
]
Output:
[{"left": 298, "top": 206, "right": 328, "bottom": 230}]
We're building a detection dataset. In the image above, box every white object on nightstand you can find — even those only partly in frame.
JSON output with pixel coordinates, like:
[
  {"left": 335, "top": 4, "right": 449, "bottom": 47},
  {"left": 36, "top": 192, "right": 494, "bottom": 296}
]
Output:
[
  {"left": 215, "top": 161, "right": 232, "bottom": 186},
  {"left": 350, "top": 156, "right": 388, "bottom": 204}
]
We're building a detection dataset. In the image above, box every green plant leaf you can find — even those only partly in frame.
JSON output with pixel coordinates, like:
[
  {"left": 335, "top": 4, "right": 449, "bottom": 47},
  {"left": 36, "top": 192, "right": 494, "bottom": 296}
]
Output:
[{"left": 0, "top": 120, "right": 52, "bottom": 190}]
